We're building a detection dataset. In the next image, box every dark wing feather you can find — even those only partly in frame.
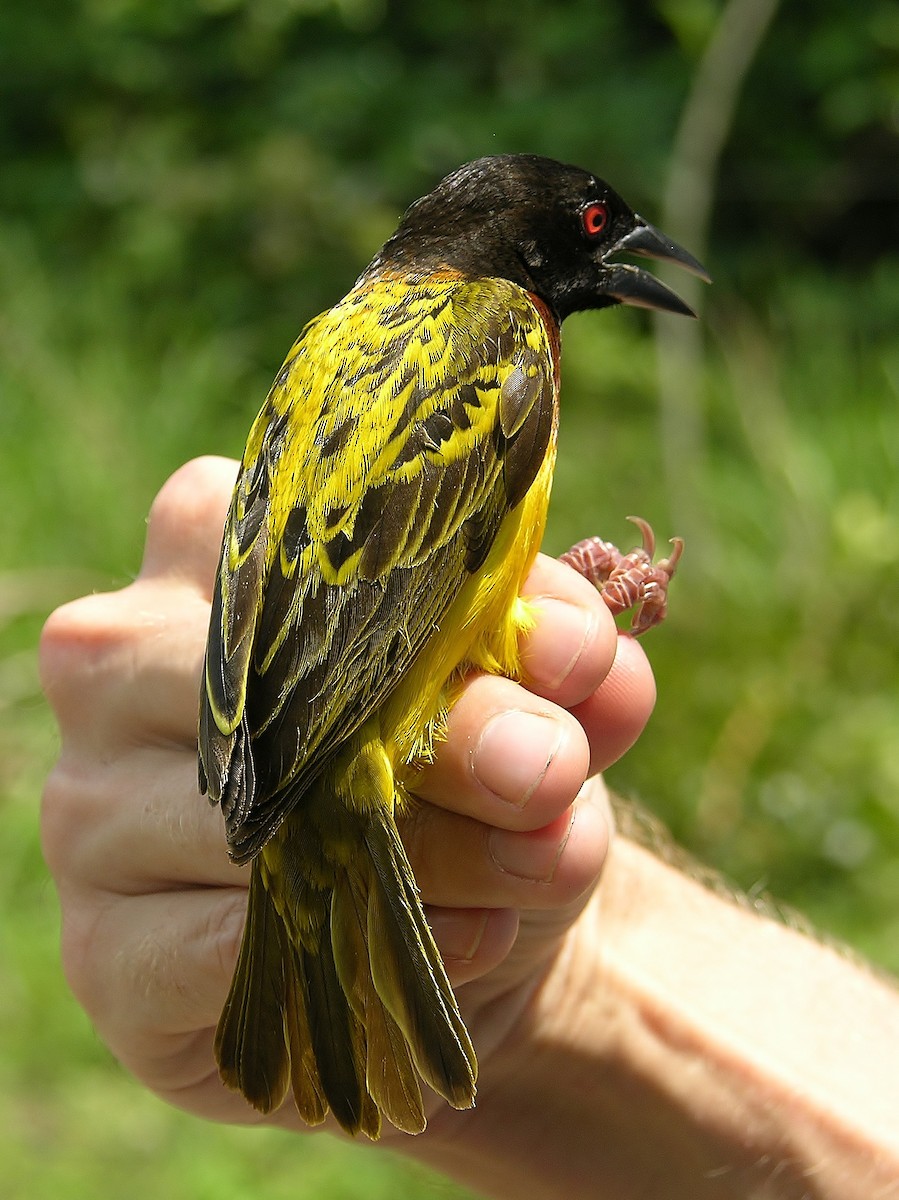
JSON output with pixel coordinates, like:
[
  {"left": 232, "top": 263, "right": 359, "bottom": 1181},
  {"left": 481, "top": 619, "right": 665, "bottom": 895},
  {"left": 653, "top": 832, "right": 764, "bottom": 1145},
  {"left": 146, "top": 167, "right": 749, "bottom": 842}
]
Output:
[{"left": 200, "top": 406, "right": 285, "bottom": 824}]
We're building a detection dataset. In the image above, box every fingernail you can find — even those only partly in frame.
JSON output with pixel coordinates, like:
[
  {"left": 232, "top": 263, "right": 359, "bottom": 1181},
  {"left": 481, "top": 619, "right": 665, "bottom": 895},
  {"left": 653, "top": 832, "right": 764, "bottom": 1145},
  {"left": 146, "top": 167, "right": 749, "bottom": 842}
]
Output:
[
  {"left": 428, "top": 909, "right": 490, "bottom": 964},
  {"left": 488, "top": 809, "right": 576, "bottom": 882},
  {"left": 523, "top": 598, "right": 598, "bottom": 690},
  {"left": 472, "top": 711, "right": 564, "bottom": 808}
]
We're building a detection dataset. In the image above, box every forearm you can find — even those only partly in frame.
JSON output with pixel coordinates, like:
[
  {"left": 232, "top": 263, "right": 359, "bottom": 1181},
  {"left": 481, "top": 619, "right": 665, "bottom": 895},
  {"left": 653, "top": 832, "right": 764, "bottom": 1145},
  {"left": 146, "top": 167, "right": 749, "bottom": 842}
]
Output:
[{"left": 413, "top": 835, "right": 899, "bottom": 1199}]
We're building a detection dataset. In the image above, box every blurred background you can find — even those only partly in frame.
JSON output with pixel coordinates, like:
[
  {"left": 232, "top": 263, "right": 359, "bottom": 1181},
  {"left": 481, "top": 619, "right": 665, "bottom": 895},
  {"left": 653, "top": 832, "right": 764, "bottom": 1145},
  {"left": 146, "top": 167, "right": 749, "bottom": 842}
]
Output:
[{"left": 1, "top": 0, "right": 897, "bottom": 1196}]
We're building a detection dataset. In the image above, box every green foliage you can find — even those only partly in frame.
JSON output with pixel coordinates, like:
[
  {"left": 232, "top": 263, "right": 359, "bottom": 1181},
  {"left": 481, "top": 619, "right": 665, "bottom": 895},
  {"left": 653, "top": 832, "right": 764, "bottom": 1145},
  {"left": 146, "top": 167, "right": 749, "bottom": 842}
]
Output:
[{"left": 1, "top": 1, "right": 898, "bottom": 1196}]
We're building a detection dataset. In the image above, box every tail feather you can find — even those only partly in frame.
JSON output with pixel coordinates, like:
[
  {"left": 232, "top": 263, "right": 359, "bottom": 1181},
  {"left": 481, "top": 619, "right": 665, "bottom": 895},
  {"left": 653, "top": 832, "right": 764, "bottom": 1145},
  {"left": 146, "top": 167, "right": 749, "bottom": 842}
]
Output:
[
  {"left": 215, "top": 728, "right": 478, "bottom": 1137},
  {"left": 283, "top": 942, "right": 328, "bottom": 1128},
  {"left": 364, "top": 816, "right": 477, "bottom": 1108},
  {"left": 298, "top": 936, "right": 381, "bottom": 1138},
  {"left": 363, "top": 1000, "right": 426, "bottom": 1134},
  {"left": 214, "top": 866, "right": 290, "bottom": 1114},
  {"left": 330, "top": 864, "right": 426, "bottom": 1133}
]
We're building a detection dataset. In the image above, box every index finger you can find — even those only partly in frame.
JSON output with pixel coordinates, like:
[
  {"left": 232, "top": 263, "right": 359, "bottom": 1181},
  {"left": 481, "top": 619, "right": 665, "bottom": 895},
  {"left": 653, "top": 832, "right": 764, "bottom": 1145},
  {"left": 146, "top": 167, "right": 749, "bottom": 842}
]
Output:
[{"left": 40, "top": 457, "right": 237, "bottom": 752}]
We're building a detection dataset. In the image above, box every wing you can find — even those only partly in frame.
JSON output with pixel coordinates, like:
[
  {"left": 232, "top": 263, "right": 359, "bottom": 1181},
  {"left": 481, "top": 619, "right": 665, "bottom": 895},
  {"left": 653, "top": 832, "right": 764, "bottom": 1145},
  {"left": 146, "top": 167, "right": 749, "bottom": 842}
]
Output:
[{"left": 199, "top": 274, "right": 556, "bottom": 863}]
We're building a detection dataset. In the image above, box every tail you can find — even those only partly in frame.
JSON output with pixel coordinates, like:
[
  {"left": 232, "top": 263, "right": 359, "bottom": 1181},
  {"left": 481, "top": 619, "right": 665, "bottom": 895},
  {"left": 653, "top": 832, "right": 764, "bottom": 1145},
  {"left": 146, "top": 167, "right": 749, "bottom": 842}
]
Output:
[{"left": 214, "top": 738, "right": 477, "bottom": 1138}]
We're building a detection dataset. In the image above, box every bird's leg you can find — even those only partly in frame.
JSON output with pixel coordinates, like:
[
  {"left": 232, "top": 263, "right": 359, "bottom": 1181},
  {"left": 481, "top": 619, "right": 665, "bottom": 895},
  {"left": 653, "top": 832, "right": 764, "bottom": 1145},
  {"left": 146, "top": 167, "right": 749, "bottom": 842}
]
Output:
[{"left": 559, "top": 516, "right": 684, "bottom": 637}]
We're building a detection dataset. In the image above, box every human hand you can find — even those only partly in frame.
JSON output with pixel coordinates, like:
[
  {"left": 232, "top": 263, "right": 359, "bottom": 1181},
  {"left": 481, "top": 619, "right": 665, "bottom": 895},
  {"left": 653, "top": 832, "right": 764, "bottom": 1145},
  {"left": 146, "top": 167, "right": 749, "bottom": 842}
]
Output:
[{"left": 40, "top": 456, "right": 656, "bottom": 1143}]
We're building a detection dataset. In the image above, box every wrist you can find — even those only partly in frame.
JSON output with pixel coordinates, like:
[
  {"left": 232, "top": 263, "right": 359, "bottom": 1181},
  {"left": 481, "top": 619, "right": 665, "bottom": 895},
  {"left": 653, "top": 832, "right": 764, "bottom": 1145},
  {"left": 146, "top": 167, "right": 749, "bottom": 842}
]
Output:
[{"left": 404, "top": 830, "right": 899, "bottom": 1199}]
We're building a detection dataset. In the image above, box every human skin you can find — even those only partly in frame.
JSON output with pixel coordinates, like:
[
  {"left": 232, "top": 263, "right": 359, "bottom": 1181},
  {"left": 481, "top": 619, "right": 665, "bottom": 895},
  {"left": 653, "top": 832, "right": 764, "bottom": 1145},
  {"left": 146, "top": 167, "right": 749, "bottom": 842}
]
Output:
[{"left": 40, "top": 457, "right": 899, "bottom": 1199}]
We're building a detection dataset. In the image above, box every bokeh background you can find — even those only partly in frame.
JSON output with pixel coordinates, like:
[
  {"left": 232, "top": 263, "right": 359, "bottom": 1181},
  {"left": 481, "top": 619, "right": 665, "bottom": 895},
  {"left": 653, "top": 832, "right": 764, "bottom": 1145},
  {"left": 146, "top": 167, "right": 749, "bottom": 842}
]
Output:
[{"left": 2, "top": 1, "right": 897, "bottom": 1196}]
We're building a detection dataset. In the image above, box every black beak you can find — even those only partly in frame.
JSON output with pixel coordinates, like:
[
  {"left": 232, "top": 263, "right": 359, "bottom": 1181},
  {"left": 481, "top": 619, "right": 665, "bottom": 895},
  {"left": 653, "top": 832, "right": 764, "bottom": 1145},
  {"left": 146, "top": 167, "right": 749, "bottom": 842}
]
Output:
[{"left": 603, "top": 218, "right": 711, "bottom": 318}]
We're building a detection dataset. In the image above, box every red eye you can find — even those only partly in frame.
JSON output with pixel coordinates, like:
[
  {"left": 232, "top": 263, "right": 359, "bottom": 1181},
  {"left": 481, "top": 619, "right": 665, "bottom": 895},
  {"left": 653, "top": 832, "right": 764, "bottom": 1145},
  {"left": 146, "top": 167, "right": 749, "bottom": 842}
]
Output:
[{"left": 582, "top": 202, "right": 609, "bottom": 238}]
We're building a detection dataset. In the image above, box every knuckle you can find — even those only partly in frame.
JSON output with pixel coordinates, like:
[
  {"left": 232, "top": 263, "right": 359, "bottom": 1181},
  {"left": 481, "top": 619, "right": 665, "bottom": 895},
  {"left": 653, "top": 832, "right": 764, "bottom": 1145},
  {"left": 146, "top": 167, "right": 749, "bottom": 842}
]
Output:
[
  {"left": 58, "top": 899, "right": 110, "bottom": 1021},
  {"left": 40, "top": 591, "right": 136, "bottom": 713},
  {"left": 40, "top": 758, "right": 110, "bottom": 883},
  {"left": 40, "top": 596, "right": 100, "bottom": 692},
  {"left": 40, "top": 583, "right": 191, "bottom": 735},
  {"left": 39, "top": 764, "right": 76, "bottom": 879}
]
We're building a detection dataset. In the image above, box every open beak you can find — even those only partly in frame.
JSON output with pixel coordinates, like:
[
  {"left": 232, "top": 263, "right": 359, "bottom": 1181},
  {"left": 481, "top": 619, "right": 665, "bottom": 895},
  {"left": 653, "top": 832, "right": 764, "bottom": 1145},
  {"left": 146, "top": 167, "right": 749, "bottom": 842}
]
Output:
[{"left": 603, "top": 219, "right": 711, "bottom": 318}]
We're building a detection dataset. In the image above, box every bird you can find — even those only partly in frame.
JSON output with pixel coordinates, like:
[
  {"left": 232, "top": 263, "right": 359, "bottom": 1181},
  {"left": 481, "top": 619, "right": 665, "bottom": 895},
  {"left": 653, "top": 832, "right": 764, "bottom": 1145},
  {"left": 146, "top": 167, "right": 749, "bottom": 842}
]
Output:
[{"left": 198, "top": 153, "right": 707, "bottom": 1139}]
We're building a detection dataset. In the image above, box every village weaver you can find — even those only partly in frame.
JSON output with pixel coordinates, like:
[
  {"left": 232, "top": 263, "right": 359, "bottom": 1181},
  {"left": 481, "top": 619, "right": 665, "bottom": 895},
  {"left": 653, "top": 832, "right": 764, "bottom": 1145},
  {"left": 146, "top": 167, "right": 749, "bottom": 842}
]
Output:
[{"left": 199, "top": 154, "right": 707, "bottom": 1138}]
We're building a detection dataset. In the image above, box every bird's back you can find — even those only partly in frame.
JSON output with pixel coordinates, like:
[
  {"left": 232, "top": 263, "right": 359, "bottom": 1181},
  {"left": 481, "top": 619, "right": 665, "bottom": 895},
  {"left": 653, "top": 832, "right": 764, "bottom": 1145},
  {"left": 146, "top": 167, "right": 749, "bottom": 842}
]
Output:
[{"left": 201, "top": 270, "right": 559, "bottom": 861}]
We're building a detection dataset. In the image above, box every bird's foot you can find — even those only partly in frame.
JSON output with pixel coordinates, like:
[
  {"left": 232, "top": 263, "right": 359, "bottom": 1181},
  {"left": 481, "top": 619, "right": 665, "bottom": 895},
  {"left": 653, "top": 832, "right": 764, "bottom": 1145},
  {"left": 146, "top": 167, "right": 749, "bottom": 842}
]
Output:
[{"left": 559, "top": 516, "right": 683, "bottom": 637}]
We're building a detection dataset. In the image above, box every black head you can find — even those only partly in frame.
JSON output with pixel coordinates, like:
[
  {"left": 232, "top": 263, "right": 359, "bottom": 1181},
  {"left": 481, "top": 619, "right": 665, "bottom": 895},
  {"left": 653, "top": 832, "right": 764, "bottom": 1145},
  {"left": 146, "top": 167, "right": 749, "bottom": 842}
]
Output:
[{"left": 366, "top": 154, "right": 709, "bottom": 321}]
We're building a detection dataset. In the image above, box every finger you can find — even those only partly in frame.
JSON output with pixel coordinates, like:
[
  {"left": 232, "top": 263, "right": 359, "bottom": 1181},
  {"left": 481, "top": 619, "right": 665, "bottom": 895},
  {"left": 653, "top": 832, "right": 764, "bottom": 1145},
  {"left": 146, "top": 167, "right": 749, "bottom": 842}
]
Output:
[
  {"left": 40, "top": 579, "right": 210, "bottom": 752},
  {"left": 410, "top": 634, "right": 655, "bottom": 825},
  {"left": 571, "top": 633, "right": 657, "bottom": 775},
  {"left": 401, "top": 777, "right": 609, "bottom": 911},
  {"left": 41, "top": 748, "right": 243, "bottom": 895},
  {"left": 140, "top": 456, "right": 238, "bottom": 594},
  {"left": 409, "top": 676, "right": 589, "bottom": 830},
  {"left": 440, "top": 779, "right": 616, "bottom": 1018},
  {"left": 425, "top": 906, "right": 520, "bottom": 987},
  {"left": 62, "top": 885, "right": 244, "bottom": 1045},
  {"left": 40, "top": 457, "right": 235, "bottom": 744},
  {"left": 519, "top": 553, "right": 619, "bottom": 709},
  {"left": 59, "top": 880, "right": 261, "bottom": 1119}
]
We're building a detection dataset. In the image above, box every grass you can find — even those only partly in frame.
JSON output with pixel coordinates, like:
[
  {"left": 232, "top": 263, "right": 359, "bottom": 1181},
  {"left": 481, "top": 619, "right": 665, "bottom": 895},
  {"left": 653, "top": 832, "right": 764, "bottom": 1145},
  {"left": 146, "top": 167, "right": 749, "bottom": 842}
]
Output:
[{"left": 1, "top": 223, "right": 897, "bottom": 1197}]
